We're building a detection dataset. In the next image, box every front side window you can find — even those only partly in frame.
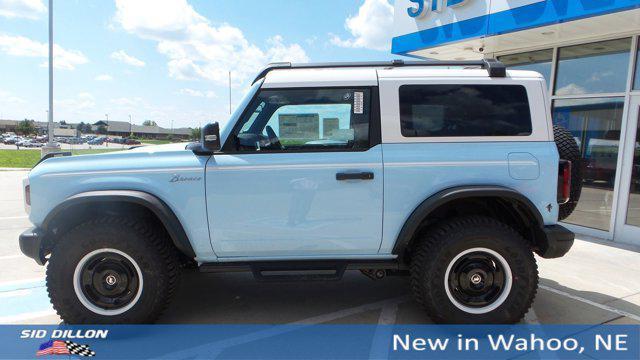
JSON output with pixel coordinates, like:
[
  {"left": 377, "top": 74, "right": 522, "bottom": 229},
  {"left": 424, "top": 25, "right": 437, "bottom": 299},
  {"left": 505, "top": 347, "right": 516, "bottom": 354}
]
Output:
[
  {"left": 229, "top": 88, "right": 371, "bottom": 152},
  {"left": 399, "top": 85, "right": 532, "bottom": 137}
]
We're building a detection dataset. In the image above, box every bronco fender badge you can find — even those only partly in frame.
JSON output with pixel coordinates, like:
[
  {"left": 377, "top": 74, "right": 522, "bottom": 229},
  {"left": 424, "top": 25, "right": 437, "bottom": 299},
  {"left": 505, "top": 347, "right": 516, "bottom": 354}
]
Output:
[{"left": 170, "top": 174, "right": 202, "bottom": 183}]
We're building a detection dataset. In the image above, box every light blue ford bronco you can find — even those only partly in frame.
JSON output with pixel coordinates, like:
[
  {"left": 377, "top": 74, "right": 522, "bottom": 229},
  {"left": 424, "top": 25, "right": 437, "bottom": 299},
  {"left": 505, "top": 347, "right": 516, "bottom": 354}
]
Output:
[{"left": 20, "top": 60, "right": 581, "bottom": 324}]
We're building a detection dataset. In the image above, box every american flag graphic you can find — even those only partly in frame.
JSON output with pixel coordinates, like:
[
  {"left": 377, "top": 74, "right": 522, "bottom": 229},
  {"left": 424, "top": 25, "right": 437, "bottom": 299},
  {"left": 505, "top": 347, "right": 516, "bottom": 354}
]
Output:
[
  {"left": 36, "top": 340, "right": 69, "bottom": 356},
  {"left": 36, "top": 340, "right": 96, "bottom": 357}
]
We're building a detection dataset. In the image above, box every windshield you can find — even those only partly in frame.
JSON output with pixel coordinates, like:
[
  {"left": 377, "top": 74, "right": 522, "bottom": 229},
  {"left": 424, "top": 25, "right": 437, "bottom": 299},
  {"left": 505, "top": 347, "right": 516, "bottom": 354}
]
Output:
[{"left": 219, "top": 79, "right": 264, "bottom": 146}]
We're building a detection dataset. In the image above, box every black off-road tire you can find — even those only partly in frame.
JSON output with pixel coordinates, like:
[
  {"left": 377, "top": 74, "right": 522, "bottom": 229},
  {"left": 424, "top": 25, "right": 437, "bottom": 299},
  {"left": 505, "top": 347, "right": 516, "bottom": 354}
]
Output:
[
  {"left": 410, "top": 216, "right": 538, "bottom": 324},
  {"left": 553, "top": 124, "right": 583, "bottom": 220},
  {"left": 47, "top": 216, "right": 180, "bottom": 324}
]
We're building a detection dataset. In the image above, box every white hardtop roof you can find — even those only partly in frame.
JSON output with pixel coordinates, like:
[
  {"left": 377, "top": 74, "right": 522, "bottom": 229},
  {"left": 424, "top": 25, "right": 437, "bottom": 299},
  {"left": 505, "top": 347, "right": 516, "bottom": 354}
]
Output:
[{"left": 262, "top": 66, "right": 543, "bottom": 87}]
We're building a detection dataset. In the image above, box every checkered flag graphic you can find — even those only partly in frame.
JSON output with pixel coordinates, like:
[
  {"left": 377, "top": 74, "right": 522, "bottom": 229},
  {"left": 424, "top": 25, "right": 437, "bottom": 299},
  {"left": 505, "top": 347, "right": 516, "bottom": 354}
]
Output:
[{"left": 64, "top": 341, "right": 96, "bottom": 357}]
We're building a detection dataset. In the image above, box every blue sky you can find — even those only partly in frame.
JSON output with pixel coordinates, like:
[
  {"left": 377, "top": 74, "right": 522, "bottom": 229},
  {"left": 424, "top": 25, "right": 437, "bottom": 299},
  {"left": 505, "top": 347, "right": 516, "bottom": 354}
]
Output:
[{"left": 0, "top": 0, "right": 396, "bottom": 129}]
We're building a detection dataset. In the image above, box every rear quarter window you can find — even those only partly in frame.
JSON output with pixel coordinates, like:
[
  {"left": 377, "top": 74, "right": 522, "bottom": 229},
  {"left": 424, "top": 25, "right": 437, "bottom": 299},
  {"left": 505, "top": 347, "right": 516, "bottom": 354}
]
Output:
[{"left": 399, "top": 84, "right": 532, "bottom": 137}]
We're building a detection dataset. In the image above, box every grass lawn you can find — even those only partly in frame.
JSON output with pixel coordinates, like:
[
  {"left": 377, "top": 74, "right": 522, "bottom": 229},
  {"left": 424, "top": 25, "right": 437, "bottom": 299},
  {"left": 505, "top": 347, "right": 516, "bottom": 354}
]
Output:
[{"left": 0, "top": 149, "right": 120, "bottom": 168}]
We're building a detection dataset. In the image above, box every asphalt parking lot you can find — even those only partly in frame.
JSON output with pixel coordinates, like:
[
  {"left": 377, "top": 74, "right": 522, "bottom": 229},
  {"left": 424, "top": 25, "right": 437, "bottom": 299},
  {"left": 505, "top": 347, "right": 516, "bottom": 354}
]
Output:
[{"left": 1, "top": 169, "right": 639, "bottom": 325}]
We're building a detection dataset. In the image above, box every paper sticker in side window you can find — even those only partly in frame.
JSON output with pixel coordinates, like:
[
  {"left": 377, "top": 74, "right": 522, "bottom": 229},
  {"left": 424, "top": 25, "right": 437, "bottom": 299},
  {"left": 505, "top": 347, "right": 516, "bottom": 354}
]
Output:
[{"left": 353, "top": 92, "right": 364, "bottom": 114}]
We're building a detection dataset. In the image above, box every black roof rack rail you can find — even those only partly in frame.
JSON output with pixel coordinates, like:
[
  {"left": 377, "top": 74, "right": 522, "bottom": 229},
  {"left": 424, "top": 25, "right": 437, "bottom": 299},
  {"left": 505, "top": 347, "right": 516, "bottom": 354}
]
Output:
[{"left": 251, "top": 58, "right": 506, "bottom": 84}]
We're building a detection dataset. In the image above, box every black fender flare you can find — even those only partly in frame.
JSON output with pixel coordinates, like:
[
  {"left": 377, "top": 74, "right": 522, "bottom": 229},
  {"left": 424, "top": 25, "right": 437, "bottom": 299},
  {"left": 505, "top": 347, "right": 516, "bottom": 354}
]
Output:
[
  {"left": 42, "top": 190, "right": 196, "bottom": 258},
  {"left": 392, "top": 185, "right": 544, "bottom": 261}
]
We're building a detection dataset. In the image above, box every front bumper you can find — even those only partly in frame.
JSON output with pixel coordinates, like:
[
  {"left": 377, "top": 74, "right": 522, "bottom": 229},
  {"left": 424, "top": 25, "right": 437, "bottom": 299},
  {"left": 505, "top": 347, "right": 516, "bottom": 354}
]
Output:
[
  {"left": 19, "top": 227, "right": 47, "bottom": 265},
  {"left": 537, "top": 225, "right": 575, "bottom": 258}
]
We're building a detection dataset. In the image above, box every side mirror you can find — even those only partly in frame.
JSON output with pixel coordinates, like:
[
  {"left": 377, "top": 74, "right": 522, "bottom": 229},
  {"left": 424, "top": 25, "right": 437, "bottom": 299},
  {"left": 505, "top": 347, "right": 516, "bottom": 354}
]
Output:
[{"left": 201, "top": 122, "right": 221, "bottom": 152}]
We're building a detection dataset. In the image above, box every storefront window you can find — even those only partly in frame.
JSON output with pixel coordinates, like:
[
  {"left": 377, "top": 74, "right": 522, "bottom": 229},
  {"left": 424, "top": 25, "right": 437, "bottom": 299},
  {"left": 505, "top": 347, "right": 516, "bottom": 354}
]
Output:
[
  {"left": 634, "top": 44, "right": 640, "bottom": 90},
  {"left": 627, "top": 108, "right": 640, "bottom": 227},
  {"left": 499, "top": 49, "right": 553, "bottom": 88},
  {"left": 555, "top": 38, "right": 631, "bottom": 96},
  {"left": 553, "top": 97, "right": 625, "bottom": 231}
]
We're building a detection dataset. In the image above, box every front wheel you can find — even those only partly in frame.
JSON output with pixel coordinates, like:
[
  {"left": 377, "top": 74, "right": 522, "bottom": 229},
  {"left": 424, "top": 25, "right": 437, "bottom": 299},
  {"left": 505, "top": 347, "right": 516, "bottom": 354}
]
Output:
[
  {"left": 410, "top": 216, "right": 538, "bottom": 324},
  {"left": 46, "top": 216, "right": 180, "bottom": 324}
]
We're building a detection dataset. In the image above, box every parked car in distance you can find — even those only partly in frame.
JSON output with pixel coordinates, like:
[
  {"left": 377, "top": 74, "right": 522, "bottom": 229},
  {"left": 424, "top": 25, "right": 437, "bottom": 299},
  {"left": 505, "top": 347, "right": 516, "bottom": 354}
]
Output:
[
  {"left": 88, "top": 137, "right": 105, "bottom": 145},
  {"left": 17, "top": 139, "right": 30, "bottom": 147},
  {"left": 3, "top": 136, "right": 18, "bottom": 144},
  {"left": 124, "top": 138, "right": 141, "bottom": 145},
  {"left": 66, "top": 137, "right": 84, "bottom": 145}
]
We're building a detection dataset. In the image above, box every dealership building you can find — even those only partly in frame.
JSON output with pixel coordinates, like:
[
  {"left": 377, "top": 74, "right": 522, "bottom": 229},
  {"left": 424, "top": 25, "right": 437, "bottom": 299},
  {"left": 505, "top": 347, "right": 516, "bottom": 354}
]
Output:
[{"left": 392, "top": 0, "right": 640, "bottom": 245}]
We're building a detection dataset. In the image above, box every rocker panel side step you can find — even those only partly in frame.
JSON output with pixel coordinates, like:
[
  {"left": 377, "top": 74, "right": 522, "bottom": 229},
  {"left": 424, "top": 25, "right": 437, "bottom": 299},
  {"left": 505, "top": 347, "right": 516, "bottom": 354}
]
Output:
[{"left": 199, "top": 259, "right": 401, "bottom": 281}]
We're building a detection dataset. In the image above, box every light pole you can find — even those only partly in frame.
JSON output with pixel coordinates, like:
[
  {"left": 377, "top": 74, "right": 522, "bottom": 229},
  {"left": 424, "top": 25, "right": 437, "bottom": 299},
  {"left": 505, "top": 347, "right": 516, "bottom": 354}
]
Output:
[
  {"left": 104, "top": 113, "right": 109, "bottom": 144},
  {"left": 47, "top": 0, "right": 53, "bottom": 145},
  {"left": 129, "top": 114, "right": 132, "bottom": 136},
  {"left": 43, "top": 0, "right": 60, "bottom": 156}
]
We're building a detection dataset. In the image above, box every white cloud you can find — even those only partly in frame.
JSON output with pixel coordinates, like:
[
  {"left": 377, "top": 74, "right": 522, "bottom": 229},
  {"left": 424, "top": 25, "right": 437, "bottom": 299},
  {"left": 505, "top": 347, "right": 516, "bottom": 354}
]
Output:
[
  {"left": 330, "top": 0, "right": 393, "bottom": 51},
  {"left": 55, "top": 92, "right": 95, "bottom": 111},
  {"left": 0, "top": 33, "right": 88, "bottom": 70},
  {"left": 0, "top": 0, "right": 46, "bottom": 20},
  {"left": 110, "top": 49, "right": 145, "bottom": 67},
  {"left": 178, "top": 88, "right": 216, "bottom": 98},
  {"left": 113, "top": 0, "right": 309, "bottom": 85},
  {"left": 0, "top": 89, "right": 26, "bottom": 104},
  {"left": 555, "top": 83, "right": 588, "bottom": 96},
  {"left": 110, "top": 97, "right": 143, "bottom": 107},
  {"left": 95, "top": 74, "right": 113, "bottom": 81}
]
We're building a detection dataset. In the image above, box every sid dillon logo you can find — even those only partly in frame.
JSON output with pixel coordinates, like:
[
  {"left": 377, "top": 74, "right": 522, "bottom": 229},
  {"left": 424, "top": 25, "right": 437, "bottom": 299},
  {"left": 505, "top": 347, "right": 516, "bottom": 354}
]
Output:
[
  {"left": 36, "top": 340, "right": 96, "bottom": 357},
  {"left": 22, "top": 329, "right": 105, "bottom": 357}
]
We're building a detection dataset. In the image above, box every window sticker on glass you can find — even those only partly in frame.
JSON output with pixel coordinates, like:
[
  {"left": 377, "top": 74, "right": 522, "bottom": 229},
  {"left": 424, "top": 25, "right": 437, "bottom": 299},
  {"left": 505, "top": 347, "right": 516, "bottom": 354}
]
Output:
[{"left": 353, "top": 92, "right": 364, "bottom": 114}]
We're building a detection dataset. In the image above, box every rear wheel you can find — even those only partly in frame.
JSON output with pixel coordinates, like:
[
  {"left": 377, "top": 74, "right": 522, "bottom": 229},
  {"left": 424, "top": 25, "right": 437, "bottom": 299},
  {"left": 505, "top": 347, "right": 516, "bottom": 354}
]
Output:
[
  {"left": 47, "top": 216, "right": 180, "bottom": 324},
  {"left": 410, "top": 216, "right": 538, "bottom": 324}
]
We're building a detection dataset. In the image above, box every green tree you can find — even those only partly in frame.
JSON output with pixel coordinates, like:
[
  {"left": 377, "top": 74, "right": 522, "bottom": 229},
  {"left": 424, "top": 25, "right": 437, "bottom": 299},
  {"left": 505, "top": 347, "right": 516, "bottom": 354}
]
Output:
[
  {"left": 191, "top": 127, "right": 201, "bottom": 141},
  {"left": 16, "top": 119, "right": 36, "bottom": 135},
  {"left": 96, "top": 125, "right": 107, "bottom": 135},
  {"left": 77, "top": 122, "right": 87, "bottom": 134},
  {"left": 142, "top": 120, "right": 157, "bottom": 126}
]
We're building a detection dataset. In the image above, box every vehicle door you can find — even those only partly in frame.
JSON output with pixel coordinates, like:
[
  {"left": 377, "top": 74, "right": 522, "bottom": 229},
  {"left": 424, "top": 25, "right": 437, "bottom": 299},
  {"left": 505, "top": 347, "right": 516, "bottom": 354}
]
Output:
[{"left": 206, "top": 87, "right": 384, "bottom": 257}]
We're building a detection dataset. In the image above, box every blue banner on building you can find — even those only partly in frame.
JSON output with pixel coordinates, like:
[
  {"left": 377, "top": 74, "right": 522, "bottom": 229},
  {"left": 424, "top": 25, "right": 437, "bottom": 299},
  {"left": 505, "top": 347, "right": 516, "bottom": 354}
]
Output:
[{"left": 392, "top": 0, "right": 640, "bottom": 55}]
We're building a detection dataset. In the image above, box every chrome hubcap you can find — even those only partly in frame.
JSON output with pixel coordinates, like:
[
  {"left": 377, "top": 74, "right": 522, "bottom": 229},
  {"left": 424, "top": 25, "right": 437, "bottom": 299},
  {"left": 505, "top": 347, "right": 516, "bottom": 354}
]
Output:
[
  {"left": 470, "top": 273, "right": 483, "bottom": 285},
  {"left": 105, "top": 274, "right": 117, "bottom": 286}
]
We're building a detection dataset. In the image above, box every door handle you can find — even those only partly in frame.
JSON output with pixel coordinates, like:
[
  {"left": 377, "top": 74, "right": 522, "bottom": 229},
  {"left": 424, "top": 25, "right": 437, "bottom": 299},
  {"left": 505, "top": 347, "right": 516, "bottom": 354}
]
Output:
[{"left": 336, "top": 172, "right": 374, "bottom": 181}]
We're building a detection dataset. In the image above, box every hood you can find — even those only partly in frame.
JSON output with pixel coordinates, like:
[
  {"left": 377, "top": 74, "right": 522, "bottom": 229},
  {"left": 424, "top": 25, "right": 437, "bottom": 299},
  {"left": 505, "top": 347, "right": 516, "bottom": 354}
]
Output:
[
  {"left": 126, "top": 142, "right": 192, "bottom": 153},
  {"left": 29, "top": 142, "right": 202, "bottom": 178}
]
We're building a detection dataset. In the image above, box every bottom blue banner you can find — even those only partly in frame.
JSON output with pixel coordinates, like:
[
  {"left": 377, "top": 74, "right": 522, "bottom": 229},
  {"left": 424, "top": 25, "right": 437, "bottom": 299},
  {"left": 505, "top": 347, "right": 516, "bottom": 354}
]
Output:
[{"left": 1, "top": 324, "right": 638, "bottom": 359}]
